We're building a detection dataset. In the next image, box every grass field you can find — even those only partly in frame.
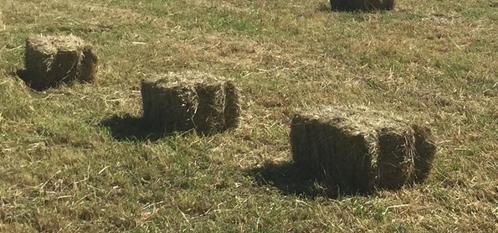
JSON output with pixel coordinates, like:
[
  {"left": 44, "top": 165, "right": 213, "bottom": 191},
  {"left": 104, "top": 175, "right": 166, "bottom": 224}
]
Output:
[{"left": 1, "top": 0, "right": 497, "bottom": 232}]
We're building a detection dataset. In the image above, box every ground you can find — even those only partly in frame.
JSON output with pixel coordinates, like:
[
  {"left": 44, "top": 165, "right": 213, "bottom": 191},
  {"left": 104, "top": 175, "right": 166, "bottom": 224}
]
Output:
[{"left": 0, "top": 0, "right": 497, "bottom": 232}]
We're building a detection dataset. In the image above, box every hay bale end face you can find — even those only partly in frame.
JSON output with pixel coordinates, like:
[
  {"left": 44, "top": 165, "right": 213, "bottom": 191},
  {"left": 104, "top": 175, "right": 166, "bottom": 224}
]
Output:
[
  {"left": 23, "top": 35, "right": 98, "bottom": 90},
  {"left": 290, "top": 106, "right": 436, "bottom": 194},
  {"left": 141, "top": 72, "right": 240, "bottom": 134},
  {"left": 331, "top": 0, "right": 395, "bottom": 11}
]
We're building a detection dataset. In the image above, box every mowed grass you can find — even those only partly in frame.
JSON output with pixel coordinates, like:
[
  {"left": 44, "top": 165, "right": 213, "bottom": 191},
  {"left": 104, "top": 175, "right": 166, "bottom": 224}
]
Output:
[{"left": 0, "top": 0, "right": 497, "bottom": 232}]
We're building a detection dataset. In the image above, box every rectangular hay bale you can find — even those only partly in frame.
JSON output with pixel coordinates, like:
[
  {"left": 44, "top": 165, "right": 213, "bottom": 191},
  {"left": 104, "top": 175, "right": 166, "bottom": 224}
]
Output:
[
  {"left": 23, "top": 35, "right": 98, "bottom": 90},
  {"left": 141, "top": 71, "right": 240, "bottom": 135},
  {"left": 290, "top": 106, "right": 436, "bottom": 194}
]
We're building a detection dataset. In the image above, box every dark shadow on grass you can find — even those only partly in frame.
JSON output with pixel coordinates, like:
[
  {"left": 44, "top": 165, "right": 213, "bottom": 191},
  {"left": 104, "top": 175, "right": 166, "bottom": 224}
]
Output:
[
  {"left": 101, "top": 114, "right": 227, "bottom": 141},
  {"left": 101, "top": 115, "right": 165, "bottom": 141},
  {"left": 249, "top": 161, "right": 376, "bottom": 199},
  {"left": 249, "top": 161, "right": 334, "bottom": 198},
  {"left": 321, "top": 1, "right": 395, "bottom": 12}
]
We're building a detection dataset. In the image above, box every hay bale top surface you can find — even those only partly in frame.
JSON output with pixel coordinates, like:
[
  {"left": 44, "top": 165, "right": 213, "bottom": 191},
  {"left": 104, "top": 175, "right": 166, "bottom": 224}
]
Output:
[
  {"left": 145, "top": 71, "right": 232, "bottom": 88},
  {"left": 295, "top": 105, "right": 410, "bottom": 136},
  {"left": 27, "top": 35, "right": 89, "bottom": 54}
]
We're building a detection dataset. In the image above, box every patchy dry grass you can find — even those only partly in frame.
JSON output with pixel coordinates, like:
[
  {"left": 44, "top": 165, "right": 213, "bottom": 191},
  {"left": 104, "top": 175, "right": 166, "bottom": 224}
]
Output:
[{"left": 0, "top": 0, "right": 497, "bottom": 232}]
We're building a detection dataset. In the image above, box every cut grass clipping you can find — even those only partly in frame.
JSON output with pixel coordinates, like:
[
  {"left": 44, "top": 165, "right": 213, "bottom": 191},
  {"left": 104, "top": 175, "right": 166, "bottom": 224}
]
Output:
[
  {"left": 21, "top": 35, "right": 98, "bottom": 90},
  {"left": 141, "top": 71, "right": 240, "bottom": 135},
  {"left": 290, "top": 106, "right": 436, "bottom": 195},
  {"left": 0, "top": 11, "right": 4, "bottom": 30},
  {"left": 330, "top": 0, "right": 395, "bottom": 11}
]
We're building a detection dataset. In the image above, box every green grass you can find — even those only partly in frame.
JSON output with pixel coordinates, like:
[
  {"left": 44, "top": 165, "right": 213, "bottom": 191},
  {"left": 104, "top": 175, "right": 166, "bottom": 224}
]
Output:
[{"left": 1, "top": 0, "right": 497, "bottom": 232}]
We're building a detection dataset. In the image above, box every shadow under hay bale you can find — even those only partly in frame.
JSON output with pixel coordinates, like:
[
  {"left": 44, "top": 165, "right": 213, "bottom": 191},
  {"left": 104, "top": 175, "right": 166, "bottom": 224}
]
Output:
[
  {"left": 141, "top": 71, "right": 240, "bottom": 135},
  {"left": 20, "top": 35, "right": 98, "bottom": 91},
  {"left": 101, "top": 114, "right": 163, "bottom": 141},
  {"left": 249, "top": 161, "right": 328, "bottom": 198},
  {"left": 290, "top": 106, "right": 436, "bottom": 194},
  {"left": 330, "top": 0, "right": 395, "bottom": 11}
]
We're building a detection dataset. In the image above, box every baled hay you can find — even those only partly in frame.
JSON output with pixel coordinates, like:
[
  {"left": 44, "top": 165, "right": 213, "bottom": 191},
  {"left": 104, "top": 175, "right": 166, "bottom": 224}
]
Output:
[
  {"left": 331, "top": 0, "right": 395, "bottom": 11},
  {"left": 141, "top": 71, "right": 240, "bottom": 134},
  {"left": 24, "top": 35, "right": 98, "bottom": 90},
  {"left": 290, "top": 106, "right": 436, "bottom": 194}
]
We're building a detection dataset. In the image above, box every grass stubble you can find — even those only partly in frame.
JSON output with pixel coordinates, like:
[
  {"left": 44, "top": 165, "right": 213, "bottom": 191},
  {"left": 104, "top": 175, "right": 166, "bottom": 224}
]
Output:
[{"left": 0, "top": 0, "right": 497, "bottom": 232}]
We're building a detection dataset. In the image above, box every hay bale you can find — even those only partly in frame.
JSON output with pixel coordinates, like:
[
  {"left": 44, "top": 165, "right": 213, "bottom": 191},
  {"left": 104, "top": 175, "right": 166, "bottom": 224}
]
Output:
[
  {"left": 141, "top": 71, "right": 240, "bottom": 134},
  {"left": 290, "top": 106, "right": 436, "bottom": 194},
  {"left": 23, "top": 35, "right": 98, "bottom": 90},
  {"left": 331, "top": 0, "right": 395, "bottom": 11}
]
